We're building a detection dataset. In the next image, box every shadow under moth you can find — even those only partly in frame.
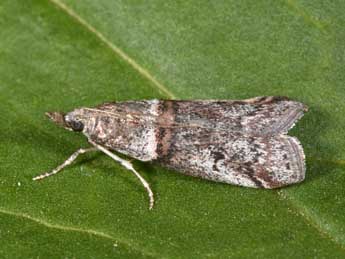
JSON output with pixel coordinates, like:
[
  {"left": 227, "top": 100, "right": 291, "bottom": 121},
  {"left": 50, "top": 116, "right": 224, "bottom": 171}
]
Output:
[{"left": 34, "top": 96, "right": 308, "bottom": 209}]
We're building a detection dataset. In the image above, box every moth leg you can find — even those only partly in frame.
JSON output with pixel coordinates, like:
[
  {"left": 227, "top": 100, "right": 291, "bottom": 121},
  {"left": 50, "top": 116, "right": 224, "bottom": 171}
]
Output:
[
  {"left": 88, "top": 140, "right": 154, "bottom": 210},
  {"left": 32, "top": 147, "right": 98, "bottom": 180}
]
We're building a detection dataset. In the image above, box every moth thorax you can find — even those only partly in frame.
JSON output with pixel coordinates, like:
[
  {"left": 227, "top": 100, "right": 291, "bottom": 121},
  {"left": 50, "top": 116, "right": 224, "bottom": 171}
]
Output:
[{"left": 84, "top": 117, "right": 158, "bottom": 161}]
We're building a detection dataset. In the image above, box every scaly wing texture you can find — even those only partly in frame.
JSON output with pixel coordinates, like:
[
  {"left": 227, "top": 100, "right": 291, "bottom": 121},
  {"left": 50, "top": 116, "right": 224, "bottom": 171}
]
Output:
[
  {"left": 93, "top": 97, "right": 307, "bottom": 135},
  {"left": 82, "top": 98, "right": 306, "bottom": 188},
  {"left": 170, "top": 96, "right": 307, "bottom": 135},
  {"left": 156, "top": 128, "right": 306, "bottom": 189}
]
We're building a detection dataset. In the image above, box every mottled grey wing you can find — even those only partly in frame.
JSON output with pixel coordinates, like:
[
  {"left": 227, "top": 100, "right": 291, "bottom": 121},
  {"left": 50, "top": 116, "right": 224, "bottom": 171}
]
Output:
[
  {"left": 170, "top": 96, "right": 307, "bottom": 136},
  {"left": 91, "top": 96, "right": 307, "bottom": 136},
  {"left": 156, "top": 128, "right": 305, "bottom": 189}
]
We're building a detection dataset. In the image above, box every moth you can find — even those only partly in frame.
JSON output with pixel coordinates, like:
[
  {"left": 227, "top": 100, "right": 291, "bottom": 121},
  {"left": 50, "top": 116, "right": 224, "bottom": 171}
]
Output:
[{"left": 34, "top": 96, "right": 308, "bottom": 209}]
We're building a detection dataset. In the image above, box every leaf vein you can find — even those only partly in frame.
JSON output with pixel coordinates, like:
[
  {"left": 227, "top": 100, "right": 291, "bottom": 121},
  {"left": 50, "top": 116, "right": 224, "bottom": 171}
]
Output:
[
  {"left": 284, "top": 0, "right": 326, "bottom": 32},
  {"left": 0, "top": 208, "right": 158, "bottom": 258},
  {"left": 47, "top": 0, "right": 176, "bottom": 99},
  {"left": 278, "top": 190, "right": 345, "bottom": 253}
]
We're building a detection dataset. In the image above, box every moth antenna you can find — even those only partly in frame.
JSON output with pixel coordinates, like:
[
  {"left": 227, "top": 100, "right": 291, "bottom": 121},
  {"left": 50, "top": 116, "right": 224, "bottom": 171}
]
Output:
[
  {"left": 33, "top": 147, "right": 97, "bottom": 180},
  {"left": 88, "top": 140, "right": 154, "bottom": 210},
  {"left": 83, "top": 108, "right": 214, "bottom": 129}
]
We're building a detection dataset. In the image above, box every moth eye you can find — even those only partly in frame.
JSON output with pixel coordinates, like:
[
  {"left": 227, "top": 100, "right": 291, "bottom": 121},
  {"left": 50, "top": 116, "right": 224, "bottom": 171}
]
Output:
[{"left": 70, "top": 120, "right": 84, "bottom": 132}]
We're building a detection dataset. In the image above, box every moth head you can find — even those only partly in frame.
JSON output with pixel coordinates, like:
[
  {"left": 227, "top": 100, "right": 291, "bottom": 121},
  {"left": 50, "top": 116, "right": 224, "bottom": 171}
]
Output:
[{"left": 46, "top": 110, "right": 85, "bottom": 132}]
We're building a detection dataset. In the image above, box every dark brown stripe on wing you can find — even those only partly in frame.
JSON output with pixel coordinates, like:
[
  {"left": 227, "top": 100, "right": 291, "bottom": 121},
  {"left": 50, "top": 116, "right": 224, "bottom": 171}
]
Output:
[{"left": 155, "top": 101, "right": 175, "bottom": 157}]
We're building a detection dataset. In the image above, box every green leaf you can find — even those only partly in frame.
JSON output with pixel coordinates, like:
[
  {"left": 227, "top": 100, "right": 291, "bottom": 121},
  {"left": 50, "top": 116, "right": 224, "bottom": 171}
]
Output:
[{"left": 1, "top": 0, "right": 345, "bottom": 257}]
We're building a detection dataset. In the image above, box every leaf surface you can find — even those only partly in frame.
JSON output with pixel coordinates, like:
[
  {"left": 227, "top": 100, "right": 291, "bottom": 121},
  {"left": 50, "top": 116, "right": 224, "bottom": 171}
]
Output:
[{"left": 1, "top": 0, "right": 345, "bottom": 257}]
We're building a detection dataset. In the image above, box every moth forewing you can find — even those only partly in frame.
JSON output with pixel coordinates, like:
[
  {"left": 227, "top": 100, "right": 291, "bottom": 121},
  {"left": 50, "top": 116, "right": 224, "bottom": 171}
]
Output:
[{"left": 155, "top": 129, "right": 305, "bottom": 189}]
